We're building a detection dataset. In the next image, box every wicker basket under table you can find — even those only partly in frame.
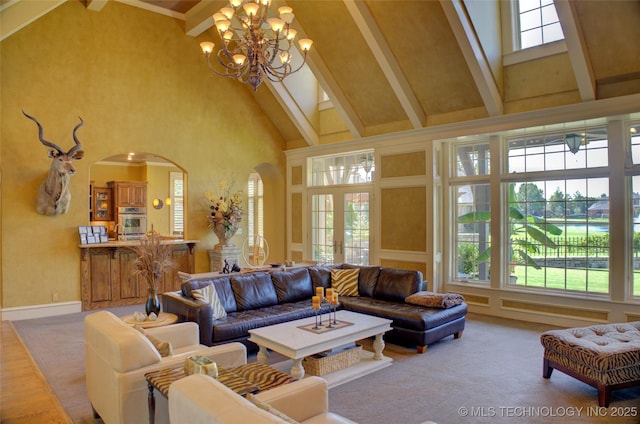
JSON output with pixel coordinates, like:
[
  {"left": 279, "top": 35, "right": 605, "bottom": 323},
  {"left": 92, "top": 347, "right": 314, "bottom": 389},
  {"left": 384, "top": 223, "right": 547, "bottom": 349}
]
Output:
[{"left": 302, "top": 345, "right": 362, "bottom": 376}]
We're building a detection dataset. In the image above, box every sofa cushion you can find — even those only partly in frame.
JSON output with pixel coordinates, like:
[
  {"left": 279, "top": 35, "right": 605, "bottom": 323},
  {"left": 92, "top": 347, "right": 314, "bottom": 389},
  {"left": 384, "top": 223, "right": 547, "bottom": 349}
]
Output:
[
  {"left": 271, "top": 268, "right": 313, "bottom": 304},
  {"left": 246, "top": 394, "right": 299, "bottom": 423},
  {"left": 308, "top": 265, "right": 339, "bottom": 290},
  {"left": 373, "top": 268, "right": 423, "bottom": 302},
  {"left": 169, "top": 374, "right": 286, "bottom": 424},
  {"left": 231, "top": 272, "right": 278, "bottom": 311},
  {"left": 192, "top": 284, "right": 228, "bottom": 319},
  {"left": 342, "top": 264, "right": 381, "bottom": 297},
  {"left": 211, "top": 301, "right": 325, "bottom": 343},
  {"left": 331, "top": 268, "right": 359, "bottom": 296},
  {"left": 183, "top": 276, "right": 237, "bottom": 313},
  {"left": 340, "top": 296, "right": 468, "bottom": 331}
]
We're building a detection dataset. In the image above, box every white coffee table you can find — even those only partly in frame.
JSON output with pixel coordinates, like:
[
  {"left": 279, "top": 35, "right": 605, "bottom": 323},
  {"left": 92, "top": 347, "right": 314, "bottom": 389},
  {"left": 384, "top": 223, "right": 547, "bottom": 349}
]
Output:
[{"left": 248, "top": 310, "right": 392, "bottom": 386}]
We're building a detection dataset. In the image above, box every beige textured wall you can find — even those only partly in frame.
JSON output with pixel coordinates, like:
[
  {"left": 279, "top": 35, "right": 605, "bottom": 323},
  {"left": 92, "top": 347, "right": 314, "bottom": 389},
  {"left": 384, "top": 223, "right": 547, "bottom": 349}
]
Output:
[
  {"left": 504, "top": 53, "right": 581, "bottom": 113},
  {"left": 291, "top": 192, "right": 302, "bottom": 244},
  {"left": 291, "top": 166, "right": 303, "bottom": 186},
  {"left": 1, "top": 1, "right": 286, "bottom": 309},
  {"left": 380, "top": 187, "right": 427, "bottom": 252},
  {"left": 380, "top": 151, "right": 426, "bottom": 178},
  {"left": 91, "top": 163, "right": 145, "bottom": 186}
]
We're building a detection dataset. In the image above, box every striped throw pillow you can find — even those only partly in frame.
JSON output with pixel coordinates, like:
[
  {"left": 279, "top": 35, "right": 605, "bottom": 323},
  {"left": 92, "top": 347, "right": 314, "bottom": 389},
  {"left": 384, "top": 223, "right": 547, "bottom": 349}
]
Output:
[
  {"left": 134, "top": 325, "right": 173, "bottom": 357},
  {"left": 192, "top": 284, "right": 227, "bottom": 319},
  {"left": 331, "top": 268, "right": 360, "bottom": 296}
]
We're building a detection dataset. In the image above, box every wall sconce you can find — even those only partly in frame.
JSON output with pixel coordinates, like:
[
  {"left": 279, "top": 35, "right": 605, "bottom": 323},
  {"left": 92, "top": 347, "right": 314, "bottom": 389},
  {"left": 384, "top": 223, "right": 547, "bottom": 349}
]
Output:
[
  {"left": 152, "top": 198, "right": 164, "bottom": 210},
  {"left": 152, "top": 197, "right": 171, "bottom": 210}
]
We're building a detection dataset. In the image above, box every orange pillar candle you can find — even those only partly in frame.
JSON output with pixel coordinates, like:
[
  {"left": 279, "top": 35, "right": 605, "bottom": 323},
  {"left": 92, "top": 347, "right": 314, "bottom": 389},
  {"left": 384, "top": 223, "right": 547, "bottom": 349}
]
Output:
[
  {"left": 332, "top": 292, "right": 339, "bottom": 305},
  {"left": 312, "top": 295, "right": 320, "bottom": 310},
  {"left": 316, "top": 287, "right": 324, "bottom": 299},
  {"left": 326, "top": 288, "right": 334, "bottom": 301}
]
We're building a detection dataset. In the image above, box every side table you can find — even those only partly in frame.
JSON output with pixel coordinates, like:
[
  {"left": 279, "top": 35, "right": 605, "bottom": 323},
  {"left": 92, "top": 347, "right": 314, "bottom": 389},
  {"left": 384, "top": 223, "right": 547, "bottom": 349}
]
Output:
[{"left": 121, "top": 312, "right": 178, "bottom": 328}]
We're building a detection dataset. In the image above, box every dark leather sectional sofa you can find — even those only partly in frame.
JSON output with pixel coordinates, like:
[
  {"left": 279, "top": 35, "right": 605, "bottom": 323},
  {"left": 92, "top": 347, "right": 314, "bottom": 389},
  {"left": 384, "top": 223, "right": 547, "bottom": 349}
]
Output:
[{"left": 162, "top": 264, "right": 467, "bottom": 353}]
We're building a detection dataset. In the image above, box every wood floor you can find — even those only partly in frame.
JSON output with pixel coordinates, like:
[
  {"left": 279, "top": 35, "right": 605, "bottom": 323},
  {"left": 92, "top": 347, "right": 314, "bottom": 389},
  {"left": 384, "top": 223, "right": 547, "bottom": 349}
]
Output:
[{"left": 1, "top": 320, "right": 71, "bottom": 423}]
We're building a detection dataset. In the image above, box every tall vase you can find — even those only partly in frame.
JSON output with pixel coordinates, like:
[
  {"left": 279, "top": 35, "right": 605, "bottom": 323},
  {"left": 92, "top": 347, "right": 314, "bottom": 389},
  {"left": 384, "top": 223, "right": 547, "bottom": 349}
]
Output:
[
  {"left": 145, "top": 288, "right": 161, "bottom": 316},
  {"left": 213, "top": 222, "right": 239, "bottom": 247}
]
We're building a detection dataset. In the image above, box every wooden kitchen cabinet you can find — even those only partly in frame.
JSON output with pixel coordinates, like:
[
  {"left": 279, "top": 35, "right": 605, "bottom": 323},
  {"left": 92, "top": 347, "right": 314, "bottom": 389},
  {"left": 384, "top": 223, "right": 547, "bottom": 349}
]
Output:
[
  {"left": 108, "top": 181, "right": 147, "bottom": 207},
  {"left": 91, "top": 187, "right": 113, "bottom": 221}
]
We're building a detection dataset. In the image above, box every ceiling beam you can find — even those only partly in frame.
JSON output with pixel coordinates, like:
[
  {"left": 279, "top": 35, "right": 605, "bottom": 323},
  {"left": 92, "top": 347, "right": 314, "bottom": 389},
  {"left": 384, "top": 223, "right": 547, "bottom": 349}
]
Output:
[
  {"left": 266, "top": 80, "right": 320, "bottom": 146},
  {"left": 114, "top": 0, "right": 185, "bottom": 19},
  {"left": 554, "top": 0, "right": 595, "bottom": 101},
  {"left": 344, "top": 0, "right": 425, "bottom": 129},
  {"left": 305, "top": 53, "right": 365, "bottom": 139},
  {"left": 185, "top": 0, "right": 220, "bottom": 37},
  {"left": 86, "top": 0, "right": 109, "bottom": 12},
  {"left": 1, "top": 0, "right": 66, "bottom": 41},
  {"left": 440, "top": 0, "right": 503, "bottom": 116}
]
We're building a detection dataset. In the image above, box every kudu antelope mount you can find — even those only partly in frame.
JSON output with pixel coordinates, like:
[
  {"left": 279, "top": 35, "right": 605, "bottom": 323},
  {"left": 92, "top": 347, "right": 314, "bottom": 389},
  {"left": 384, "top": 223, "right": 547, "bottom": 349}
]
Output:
[{"left": 23, "top": 111, "right": 85, "bottom": 216}]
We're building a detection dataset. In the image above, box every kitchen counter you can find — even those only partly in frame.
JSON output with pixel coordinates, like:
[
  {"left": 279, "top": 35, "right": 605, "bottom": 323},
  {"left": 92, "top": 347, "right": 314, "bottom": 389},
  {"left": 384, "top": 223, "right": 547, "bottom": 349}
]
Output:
[
  {"left": 79, "top": 239, "right": 198, "bottom": 310},
  {"left": 79, "top": 239, "right": 199, "bottom": 248}
]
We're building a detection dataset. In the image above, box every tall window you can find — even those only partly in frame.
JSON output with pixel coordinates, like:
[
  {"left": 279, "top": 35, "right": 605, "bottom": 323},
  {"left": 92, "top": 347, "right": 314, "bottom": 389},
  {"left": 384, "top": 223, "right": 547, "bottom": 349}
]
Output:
[
  {"left": 453, "top": 142, "right": 491, "bottom": 282},
  {"left": 451, "top": 125, "right": 612, "bottom": 295},
  {"left": 247, "top": 172, "right": 264, "bottom": 241},
  {"left": 517, "top": 0, "right": 564, "bottom": 49},
  {"left": 630, "top": 122, "right": 640, "bottom": 296},
  {"left": 169, "top": 172, "right": 183, "bottom": 236}
]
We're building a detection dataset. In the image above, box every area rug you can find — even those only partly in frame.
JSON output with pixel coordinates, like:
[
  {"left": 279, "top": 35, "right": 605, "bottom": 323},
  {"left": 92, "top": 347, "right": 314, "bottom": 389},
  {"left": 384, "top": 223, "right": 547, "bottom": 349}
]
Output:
[
  {"left": 12, "top": 305, "right": 141, "bottom": 423},
  {"left": 12, "top": 309, "right": 640, "bottom": 424}
]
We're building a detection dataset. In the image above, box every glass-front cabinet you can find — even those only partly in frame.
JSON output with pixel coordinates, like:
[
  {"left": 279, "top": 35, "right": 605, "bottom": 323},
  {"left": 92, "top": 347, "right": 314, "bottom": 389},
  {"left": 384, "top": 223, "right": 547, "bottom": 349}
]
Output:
[{"left": 92, "top": 187, "right": 113, "bottom": 221}]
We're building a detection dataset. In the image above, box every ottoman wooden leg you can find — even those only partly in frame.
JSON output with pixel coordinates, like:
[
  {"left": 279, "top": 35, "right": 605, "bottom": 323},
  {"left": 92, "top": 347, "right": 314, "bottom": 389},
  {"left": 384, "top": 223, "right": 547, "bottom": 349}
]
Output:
[
  {"left": 542, "top": 358, "right": 554, "bottom": 378},
  {"left": 597, "top": 384, "right": 611, "bottom": 407}
]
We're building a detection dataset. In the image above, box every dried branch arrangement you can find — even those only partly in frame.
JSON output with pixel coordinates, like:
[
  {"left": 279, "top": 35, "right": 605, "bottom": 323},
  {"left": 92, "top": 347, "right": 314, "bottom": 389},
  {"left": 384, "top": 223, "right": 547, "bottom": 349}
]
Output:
[{"left": 131, "top": 227, "right": 175, "bottom": 292}]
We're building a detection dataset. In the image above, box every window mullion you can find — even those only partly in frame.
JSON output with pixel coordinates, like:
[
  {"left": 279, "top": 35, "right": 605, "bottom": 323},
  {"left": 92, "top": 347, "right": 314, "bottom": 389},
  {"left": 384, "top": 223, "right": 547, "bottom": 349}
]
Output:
[{"left": 490, "top": 135, "right": 503, "bottom": 289}]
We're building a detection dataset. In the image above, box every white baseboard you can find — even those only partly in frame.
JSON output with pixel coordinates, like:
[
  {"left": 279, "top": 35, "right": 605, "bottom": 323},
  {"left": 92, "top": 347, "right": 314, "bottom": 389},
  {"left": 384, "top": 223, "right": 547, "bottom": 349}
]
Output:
[{"left": 1, "top": 301, "right": 82, "bottom": 321}]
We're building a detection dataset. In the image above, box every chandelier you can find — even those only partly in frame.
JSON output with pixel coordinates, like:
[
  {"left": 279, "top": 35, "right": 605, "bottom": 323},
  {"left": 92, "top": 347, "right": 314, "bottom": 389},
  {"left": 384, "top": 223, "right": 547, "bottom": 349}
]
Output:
[{"left": 199, "top": 0, "right": 313, "bottom": 91}]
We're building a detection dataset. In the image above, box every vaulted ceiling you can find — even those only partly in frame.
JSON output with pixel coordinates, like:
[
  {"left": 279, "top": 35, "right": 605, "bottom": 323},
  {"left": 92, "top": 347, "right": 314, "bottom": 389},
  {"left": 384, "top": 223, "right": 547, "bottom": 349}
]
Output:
[{"left": 3, "top": 0, "right": 640, "bottom": 149}]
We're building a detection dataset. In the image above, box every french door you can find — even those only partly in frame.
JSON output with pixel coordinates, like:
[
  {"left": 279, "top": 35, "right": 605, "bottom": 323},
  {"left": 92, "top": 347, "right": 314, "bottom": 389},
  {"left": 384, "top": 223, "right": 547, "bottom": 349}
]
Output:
[{"left": 309, "top": 188, "right": 372, "bottom": 265}]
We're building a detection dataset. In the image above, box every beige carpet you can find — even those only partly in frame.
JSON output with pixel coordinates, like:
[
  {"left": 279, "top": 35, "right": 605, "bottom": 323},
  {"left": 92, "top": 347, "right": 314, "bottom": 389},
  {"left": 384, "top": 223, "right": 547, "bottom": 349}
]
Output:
[{"left": 12, "top": 307, "right": 640, "bottom": 424}]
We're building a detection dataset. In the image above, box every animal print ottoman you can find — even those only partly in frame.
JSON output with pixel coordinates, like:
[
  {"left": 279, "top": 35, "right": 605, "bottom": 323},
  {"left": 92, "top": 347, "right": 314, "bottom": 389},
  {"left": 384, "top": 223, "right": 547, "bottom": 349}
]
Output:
[{"left": 540, "top": 322, "right": 640, "bottom": 406}]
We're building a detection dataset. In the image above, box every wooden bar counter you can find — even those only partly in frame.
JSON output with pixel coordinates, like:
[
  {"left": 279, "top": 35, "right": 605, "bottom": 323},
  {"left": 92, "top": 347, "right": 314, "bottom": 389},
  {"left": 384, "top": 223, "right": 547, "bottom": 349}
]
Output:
[{"left": 79, "top": 239, "right": 198, "bottom": 311}]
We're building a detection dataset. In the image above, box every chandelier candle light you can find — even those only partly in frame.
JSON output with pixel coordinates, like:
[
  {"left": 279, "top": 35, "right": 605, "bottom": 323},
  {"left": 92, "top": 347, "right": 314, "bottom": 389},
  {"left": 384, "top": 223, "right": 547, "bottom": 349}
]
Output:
[{"left": 200, "top": 0, "right": 313, "bottom": 91}]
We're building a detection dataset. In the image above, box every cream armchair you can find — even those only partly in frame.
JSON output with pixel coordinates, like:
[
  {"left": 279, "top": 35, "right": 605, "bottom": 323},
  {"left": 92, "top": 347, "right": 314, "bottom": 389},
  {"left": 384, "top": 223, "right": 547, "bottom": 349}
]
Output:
[
  {"left": 168, "top": 373, "right": 356, "bottom": 424},
  {"left": 84, "top": 311, "right": 247, "bottom": 424}
]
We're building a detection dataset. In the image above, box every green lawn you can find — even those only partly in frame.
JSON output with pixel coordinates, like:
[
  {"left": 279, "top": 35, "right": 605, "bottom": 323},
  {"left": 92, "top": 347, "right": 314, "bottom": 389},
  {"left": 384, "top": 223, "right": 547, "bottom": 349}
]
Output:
[
  {"left": 512, "top": 266, "right": 610, "bottom": 293},
  {"left": 511, "top": 218, "right": 640, "bottom": 295},
  {"left": 465, "top": 218, "right": 640, "bottom": 296}
]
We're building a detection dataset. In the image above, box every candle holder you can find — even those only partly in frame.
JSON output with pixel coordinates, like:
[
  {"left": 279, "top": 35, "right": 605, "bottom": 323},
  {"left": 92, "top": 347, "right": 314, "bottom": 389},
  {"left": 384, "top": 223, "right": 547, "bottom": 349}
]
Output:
[
  {"left": 320, "top": 298, "right": 331, "bottom": 326},
  {"left": 312, "top": 295, "right": 321, "bottom": 329},
  {"left": 331, "top": 302, "right": 339, "bottom": 325},
  {"left": 313, "top": 307, "right": 321, "bottom": 329},
  {"left": 326, "top": 298, "right": 335, "bottom": 328}
]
